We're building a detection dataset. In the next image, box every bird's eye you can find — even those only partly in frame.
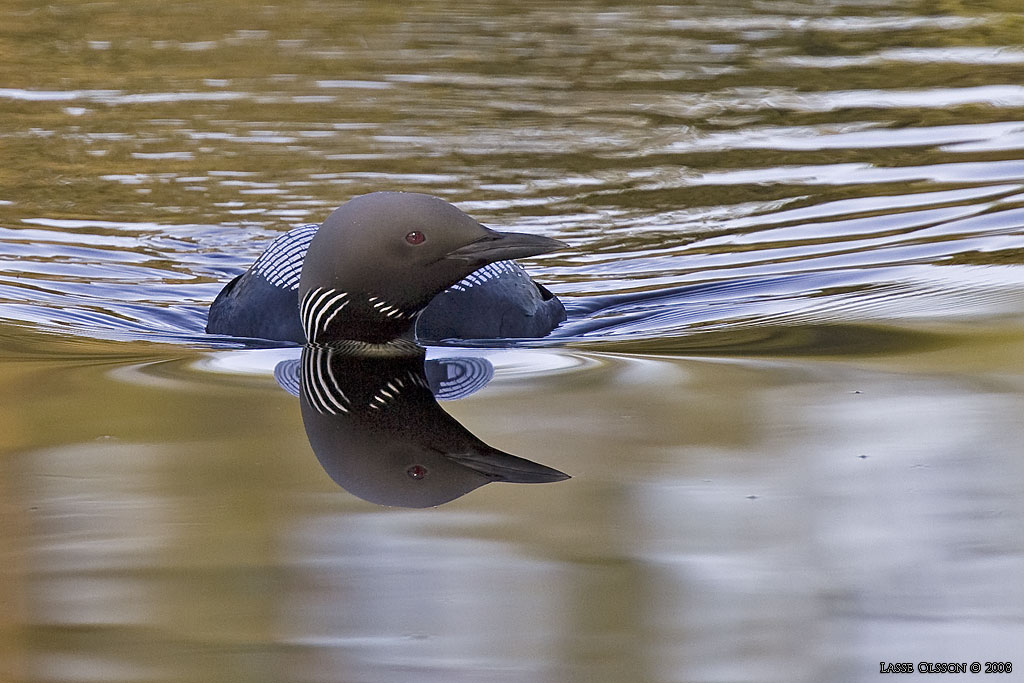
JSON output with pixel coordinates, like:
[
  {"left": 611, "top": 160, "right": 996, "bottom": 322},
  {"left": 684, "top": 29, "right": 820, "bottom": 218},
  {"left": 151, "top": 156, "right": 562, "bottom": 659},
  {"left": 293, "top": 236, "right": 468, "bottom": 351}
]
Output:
[
  {"left": 406, "top": 464, "right": 428, "bottom": 480},
  {"left": 405, "top": 231, "right": 426, "bottom": 245}
]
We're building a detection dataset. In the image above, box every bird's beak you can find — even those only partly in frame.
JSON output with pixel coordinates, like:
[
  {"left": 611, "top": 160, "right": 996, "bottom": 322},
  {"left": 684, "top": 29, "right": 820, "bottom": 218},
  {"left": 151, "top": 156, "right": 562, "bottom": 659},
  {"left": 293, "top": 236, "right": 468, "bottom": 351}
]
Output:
[
  {"left": 447, "top": 448, "right": 570, "bottom": 483},
  {"left": 445, "top": 227, "right": 567, "bottom": 264}
]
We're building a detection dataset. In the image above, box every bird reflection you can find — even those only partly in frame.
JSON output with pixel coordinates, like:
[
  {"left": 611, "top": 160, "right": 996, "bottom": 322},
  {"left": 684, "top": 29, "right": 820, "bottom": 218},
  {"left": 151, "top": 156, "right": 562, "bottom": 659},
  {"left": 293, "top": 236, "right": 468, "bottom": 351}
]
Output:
[{"left": 276, "top": 346, "right": 569, "bottom": 508}]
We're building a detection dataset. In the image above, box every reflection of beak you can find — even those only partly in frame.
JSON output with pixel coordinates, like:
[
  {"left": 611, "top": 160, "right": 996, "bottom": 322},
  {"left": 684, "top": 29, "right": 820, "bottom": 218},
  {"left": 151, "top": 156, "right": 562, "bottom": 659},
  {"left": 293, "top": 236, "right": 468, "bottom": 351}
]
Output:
[
  {"left": 445, "top": 227, "right": 566, "bottom": 264},
  {"left": 447, "top": 447, "right": 570, "bottom": 483}
]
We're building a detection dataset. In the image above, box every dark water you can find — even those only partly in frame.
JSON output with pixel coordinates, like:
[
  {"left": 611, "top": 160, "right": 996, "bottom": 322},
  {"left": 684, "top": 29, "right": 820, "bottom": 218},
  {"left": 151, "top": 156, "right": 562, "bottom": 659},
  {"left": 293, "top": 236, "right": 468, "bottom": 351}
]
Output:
[{"left": 2, "top": 1, "right": 1024, "bottom": 681}]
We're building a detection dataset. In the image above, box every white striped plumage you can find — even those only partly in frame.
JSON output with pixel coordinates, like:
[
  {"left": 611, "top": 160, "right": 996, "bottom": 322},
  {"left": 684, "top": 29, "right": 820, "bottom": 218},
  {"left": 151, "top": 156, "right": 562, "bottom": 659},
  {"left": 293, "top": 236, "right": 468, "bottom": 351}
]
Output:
[
  {"left": 367, "top": 372, "right": 428, "bottom": 410},
  {"left": 302, "top": 288, "right": 423, "bottom": 343},
  {"left": 445, "top": 260, "right": 518, "bottom": 292},
  {"left": 367, "top": 295, "right": 418, "bottom": 320},
  {"left": 301, "top": 345, "right": 350, "bottom": 415},
  {"left": 252, "top": 224, "right": 317, "bottom": 290},
  {"left": 301, "top": 287, "right": 350, "bottom": 343}
]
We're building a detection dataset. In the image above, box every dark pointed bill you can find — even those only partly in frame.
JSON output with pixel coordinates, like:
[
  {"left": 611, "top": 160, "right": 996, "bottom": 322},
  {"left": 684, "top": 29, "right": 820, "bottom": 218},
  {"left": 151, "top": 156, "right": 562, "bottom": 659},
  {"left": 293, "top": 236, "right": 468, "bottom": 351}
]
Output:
[
  {"left": 447, "top": 449, "right": 571, "bottom": 483},
  {"left": 445, "top": 228, "right": 567, "bottom": 264}
]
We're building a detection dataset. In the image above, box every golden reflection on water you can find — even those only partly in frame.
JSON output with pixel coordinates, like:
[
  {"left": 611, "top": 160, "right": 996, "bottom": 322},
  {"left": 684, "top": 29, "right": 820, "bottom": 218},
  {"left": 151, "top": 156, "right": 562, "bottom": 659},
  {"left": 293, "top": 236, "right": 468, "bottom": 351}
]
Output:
[{"left": 2, "top": 322, "right": 1024, "bottom": 680}]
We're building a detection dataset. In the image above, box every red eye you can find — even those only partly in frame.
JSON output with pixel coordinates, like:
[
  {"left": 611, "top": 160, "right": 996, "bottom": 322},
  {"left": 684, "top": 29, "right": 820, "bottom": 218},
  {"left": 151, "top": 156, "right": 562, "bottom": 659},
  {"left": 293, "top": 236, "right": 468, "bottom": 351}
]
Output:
[
  {"left": 405, "top": 231, "right": 425, "bottom": 245},
  {"left": 406, "top": 465, "right": 427, "bottom": 480}
]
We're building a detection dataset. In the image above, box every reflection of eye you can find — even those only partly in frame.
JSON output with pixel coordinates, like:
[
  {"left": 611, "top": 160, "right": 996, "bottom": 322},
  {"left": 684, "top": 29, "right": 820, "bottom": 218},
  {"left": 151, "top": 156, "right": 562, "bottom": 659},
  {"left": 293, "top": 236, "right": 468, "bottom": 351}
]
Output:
[
  {"left": 406, "top": 464, "right": 428, "bottom": 480},
  {"left": 405, "top": 231, "right": 425, "bottom": 245}
]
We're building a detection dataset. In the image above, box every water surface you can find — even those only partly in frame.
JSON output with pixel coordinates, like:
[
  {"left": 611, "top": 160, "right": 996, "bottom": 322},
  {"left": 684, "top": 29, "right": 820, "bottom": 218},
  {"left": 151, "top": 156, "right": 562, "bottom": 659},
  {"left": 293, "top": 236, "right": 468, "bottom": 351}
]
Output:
[{"left": 1, "top": 1, "right": 1023, "bottom": 681}]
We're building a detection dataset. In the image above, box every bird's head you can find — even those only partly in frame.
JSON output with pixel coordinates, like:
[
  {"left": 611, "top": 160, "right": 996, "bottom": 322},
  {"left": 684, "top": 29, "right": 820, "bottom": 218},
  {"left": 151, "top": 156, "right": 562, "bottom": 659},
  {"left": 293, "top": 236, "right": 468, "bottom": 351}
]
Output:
[{"left": 299, "top": 192, "right": 565, "bottom": 344}]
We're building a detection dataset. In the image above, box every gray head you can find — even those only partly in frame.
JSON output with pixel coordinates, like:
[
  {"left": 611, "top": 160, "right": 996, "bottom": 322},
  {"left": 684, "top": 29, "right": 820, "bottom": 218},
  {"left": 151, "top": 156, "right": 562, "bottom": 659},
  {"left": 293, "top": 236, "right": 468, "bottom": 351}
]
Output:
[{"left": 299, "top": 192, "right": 565, "bottom": 344}]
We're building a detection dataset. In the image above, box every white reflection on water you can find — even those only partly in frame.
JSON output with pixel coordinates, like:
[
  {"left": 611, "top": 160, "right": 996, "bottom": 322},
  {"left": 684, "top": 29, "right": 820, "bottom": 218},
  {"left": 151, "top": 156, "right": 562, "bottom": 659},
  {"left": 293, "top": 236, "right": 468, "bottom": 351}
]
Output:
[
  {"left": 776, "top": 47, "right": 1024, "bottom": 68},
  {"left": 664, "top": 122, "right": 1024, "bottom": 153},
  {"left": 629, "top": 363, "right": 1024, "bottom": 679},
  {"left": 280, "top": 513, "right": 567, "bottom": 681}
]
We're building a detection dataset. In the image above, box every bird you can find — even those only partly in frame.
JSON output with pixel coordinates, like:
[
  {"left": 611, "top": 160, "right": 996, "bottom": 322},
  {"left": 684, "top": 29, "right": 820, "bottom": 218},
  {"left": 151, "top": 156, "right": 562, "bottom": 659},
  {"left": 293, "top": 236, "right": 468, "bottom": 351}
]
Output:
[
  {"left": 206, "top": 192, "right": 567, "bottom": 345},
  {"left": 297, "top": 346, "right": 569, "bottom": 507}
]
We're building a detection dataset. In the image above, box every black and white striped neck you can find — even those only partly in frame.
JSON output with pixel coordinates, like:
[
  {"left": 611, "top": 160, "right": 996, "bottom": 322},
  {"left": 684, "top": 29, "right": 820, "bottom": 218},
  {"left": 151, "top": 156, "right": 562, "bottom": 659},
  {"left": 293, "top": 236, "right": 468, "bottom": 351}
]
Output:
[
  {"left": 300, "top": 344, "right": 432, "bottom": 417},
  {"left": 300, "top": 286, "right": 423, "bottom": 346}
]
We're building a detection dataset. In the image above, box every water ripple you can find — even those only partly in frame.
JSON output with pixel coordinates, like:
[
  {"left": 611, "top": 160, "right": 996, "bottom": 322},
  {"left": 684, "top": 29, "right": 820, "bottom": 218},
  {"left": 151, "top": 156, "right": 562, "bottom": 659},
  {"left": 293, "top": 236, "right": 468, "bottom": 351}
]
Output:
[{"left": 1, "top": 0, "right": 1022, "bottom": 355}]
